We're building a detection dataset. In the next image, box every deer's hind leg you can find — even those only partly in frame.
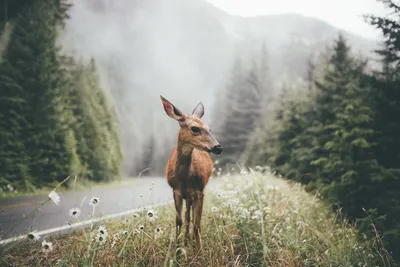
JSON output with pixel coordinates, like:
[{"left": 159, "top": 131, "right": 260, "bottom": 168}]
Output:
[
  {"left": 173, "top": 190, "right": 183, "bottom": 241},
  {"left": 193, "top": 191, "right": 204, "bottom": 253},
  {"left": 184, "top": 199, "right": 192, "bottom": 246}
]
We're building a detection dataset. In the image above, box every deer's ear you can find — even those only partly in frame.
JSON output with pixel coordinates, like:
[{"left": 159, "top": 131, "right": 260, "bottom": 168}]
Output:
[
  {"left": 192, "top": 102, "right": 204, "bottom": 118},
  {"left": 160, "top": 96, "right": 185, "bottom": 121}
]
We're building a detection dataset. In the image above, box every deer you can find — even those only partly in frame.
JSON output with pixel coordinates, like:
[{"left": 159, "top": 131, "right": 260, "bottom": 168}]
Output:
[{"left": 160, "top": 95, "right": 223, "bottom": 253}]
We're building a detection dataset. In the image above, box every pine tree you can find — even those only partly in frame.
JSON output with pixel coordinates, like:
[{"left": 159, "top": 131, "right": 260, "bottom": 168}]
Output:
[
  {"left": 213, "top": 57, "right": 248, "bottom": 165},
  {"left": 69, "top": 58, "right": 122, "bottom": 182},
  {"left": 364, "top": 1, "right": 400, "bottom": 257},
  {"left": 0, "top": 0, "right": 78, "bottom": 189}
]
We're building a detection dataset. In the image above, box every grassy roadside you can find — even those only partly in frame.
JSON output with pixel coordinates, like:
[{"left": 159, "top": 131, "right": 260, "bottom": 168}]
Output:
[{"left": 0, "top": 168, "right": 394, "bottom": 267}]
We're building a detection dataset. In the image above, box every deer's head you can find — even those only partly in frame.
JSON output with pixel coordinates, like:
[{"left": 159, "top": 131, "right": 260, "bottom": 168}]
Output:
[{"left": 160, "top": 95, "right": 222, "bottom": 155}]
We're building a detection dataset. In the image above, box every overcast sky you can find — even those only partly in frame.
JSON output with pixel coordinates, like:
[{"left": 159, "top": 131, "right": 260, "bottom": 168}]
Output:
[{"left": 206, "top": 0, "right": 390, "bottom": 40}]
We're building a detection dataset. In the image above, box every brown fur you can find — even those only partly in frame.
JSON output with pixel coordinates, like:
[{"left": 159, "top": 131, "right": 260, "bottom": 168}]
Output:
[{"left": 160, "top": 95, "right": 221, "bottom": 253}]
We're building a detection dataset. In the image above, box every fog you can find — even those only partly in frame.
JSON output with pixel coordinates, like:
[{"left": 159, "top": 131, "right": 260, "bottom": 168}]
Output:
[{"left": 60, "top": 0, "right": 378, "bottom": 176}]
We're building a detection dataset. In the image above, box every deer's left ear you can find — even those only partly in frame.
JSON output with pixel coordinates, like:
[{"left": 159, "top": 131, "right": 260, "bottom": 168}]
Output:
[
  {"left": 160, "top": 95, "right": 185, "bottom": 121},
  {"left": 192, "top": 102, "right": 204, "bottom": 118}
]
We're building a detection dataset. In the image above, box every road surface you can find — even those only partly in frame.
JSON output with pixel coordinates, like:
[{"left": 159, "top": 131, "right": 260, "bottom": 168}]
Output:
[{"left": 0, "top": 177, "right": 223, "bottom": 243}]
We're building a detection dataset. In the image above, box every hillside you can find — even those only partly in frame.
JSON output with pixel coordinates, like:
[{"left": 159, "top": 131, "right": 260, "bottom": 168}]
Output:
[{"left": 60, "top": 0, "right": 379, "bottom": 176}]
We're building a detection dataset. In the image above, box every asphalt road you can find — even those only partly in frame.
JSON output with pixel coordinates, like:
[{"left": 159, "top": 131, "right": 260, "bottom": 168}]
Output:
[{"left": 0, "top": 177, "right": 223, "bottom": 243}]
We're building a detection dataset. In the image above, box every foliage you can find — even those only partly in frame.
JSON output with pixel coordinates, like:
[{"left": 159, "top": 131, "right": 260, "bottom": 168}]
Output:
[{"left": 0, "top": 0, "right": 122, "bottom": 190}]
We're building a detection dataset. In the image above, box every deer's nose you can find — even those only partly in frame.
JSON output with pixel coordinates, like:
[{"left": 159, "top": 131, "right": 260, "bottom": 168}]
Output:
[{"left": 211, "top": 144, "right": 223, "bottom": 155}]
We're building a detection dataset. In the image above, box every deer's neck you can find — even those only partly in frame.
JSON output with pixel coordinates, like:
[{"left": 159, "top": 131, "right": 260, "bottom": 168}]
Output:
[{"left": 175, "top": 142, "right": 193, "bottom": 177}]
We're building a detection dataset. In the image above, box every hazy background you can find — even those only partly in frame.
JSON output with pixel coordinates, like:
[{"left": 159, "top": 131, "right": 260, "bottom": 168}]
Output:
[{"left": 58, "top": 0, "right": 383, "bottom": 177}]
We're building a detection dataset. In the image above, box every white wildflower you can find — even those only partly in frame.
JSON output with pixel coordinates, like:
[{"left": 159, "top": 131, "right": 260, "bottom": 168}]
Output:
[
  {"left": 95, "top": 234, "right": 106, "bottom": 245},
  {"left": 122, "top": 230, "right": 129, "bottom": 236},
  {"left": 41, "top": 240, "right": 53, "bottom": 253},
  {"left": 27, "top": 230, "right": 40, "bottom": 242},
  {"left": 211, "top": 206, "right": 219, "bottom": 213},
  {"left": 132, "top": 212, "right": 140, "bottom": 218},
  {"left": 89, "top": 197, "right": 100, "bottom": 207},
  {"left": 138, "top": 224, "right": 145, "bottom": 232},
  {"left": 155, "top": 227, "right": 163, "bottom": 236},
  {"left": 69, "top": 207, "right": 81, "bottom": 219},
  {"left": 48, "top": 190, "right": 60, "bottom": 205},
  {"left": 147, "top": 209, "right": 158, "bottom": 222},
  {"left": 97, "top": 225, "right": 108, "bottom": 237}
]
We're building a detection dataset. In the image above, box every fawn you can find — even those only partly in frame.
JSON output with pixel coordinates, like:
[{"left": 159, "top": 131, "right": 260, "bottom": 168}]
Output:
[{"left": 160, "top": 95, "right": 222, "bottom": 253}]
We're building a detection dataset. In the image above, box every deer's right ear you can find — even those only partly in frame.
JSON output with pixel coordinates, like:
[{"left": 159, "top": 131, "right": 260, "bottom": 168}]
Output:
[{"left": 160, "top": 95, "right": 185, "bottom": 121}]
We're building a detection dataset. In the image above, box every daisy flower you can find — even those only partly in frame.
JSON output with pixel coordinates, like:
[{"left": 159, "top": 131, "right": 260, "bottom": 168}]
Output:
[
  {"left": 132, "top": 212, "right": 140, "bottom": 218},
  {"left": 48, "top": 190, "right": 60, "bottom": 205},
  {"left": 27, "top": 230, "right": 40, "bottom": 242},
  {"left": 89, "top": 197, "right": 100, "bottom": 207},
  {"left": 98, "top": 225, "right": 108, "bottom": 237},
  {"left": 146, "top": 209, "right": 158, "bottom": 222},
  {"left": 211, "top": 206, "right": 219, "bottom": 213},
  {"left": 155, "top": 227, "right": 163, "bottom": 236},
  {"left": 122, "top": 230, "right": 129, "bottom": 236},
  {"left": 138, "top": 224, "right": 145, "bottom": 232},
  {"left": 69, "top": 207, "right": 81, "bottom": 220},
  {"left": 41, "top": 240, "right": 53, "bottom": 253},
  {"left": 95, "top": 234, "right": 106, "bottom": 245}
]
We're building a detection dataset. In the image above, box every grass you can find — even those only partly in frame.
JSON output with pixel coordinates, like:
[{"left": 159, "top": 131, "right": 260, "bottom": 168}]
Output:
[{"left": 0, "top": 167, "right": 394, "bottom": 267}]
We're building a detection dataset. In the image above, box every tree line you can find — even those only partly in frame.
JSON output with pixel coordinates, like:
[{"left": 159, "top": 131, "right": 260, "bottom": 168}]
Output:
[
  {"left": 214, "top": 0, "right": 400, "bottom": 260},
  {"left": 0, "top": 0, "right": 122, "bottom": 190}
]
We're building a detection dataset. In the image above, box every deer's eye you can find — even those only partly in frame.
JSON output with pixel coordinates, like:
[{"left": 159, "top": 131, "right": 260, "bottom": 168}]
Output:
[{"left": 191, "top": 126, "right": 201, "bottom": 134}]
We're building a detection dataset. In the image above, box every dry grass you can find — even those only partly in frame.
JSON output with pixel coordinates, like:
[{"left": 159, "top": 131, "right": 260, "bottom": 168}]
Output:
[{"left": 0, "top": 167, "right": 394, "bottom": 267}]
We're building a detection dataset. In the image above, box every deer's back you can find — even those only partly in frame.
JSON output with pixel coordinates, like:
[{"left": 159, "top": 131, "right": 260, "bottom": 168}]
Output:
[{"left": 165, "top": 147, "right": 213, "bottom": 197}]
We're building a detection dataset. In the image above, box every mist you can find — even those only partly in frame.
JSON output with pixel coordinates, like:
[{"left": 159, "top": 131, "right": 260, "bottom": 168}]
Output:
[{"left": 59, "top": 0, "right": 378, "bottom": 177}]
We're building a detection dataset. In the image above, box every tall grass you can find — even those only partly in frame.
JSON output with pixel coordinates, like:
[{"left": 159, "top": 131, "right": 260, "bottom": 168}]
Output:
[{"left": 0, "top": 168, "right": 394, "bottom": 266}]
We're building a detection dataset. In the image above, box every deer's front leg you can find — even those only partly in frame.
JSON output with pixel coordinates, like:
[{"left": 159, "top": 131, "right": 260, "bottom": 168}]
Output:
[
  {"left": 173, "top": 190, "right": 183, "bottom": 241},
  {"left": 192, "top": 191, "right": 204, "bottom": 253}
]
